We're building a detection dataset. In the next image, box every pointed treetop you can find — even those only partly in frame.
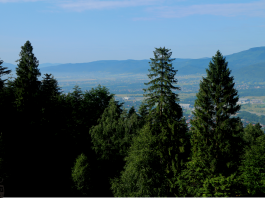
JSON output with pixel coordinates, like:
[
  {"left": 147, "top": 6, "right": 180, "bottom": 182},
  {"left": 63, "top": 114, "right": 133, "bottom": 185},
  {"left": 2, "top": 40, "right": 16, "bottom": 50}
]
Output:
[
  {"left": 16, "top": 40, "right": 39, "bottom": 67},
  {"left": 0, "top": 58, "right": 12, "bottom": 90}
]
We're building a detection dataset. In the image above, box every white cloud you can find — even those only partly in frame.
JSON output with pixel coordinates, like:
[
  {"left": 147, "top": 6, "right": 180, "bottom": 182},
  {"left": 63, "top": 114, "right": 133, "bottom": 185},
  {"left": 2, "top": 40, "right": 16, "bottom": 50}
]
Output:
[
  {"left": 146, "top": 0, "right": 265, "bottom": 18},
  {"left": 58, "top": 0, "right": 160, "bottom": 12}
]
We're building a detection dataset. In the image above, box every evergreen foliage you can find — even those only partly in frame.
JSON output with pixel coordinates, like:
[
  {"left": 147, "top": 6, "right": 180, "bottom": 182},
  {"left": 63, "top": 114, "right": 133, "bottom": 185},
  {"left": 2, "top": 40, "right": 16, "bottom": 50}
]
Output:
[
  {"left": 110, "top": 47, "right": 189, "bottom": 196},
  {"left": 243, "top": 123, "right": 265, "bottom": 147},
  {"left": 37, "top": 73, "right": 63, "bottom": 132},
  {"left": 0, "top": 73, "right": 17, "bottom": 191},
  {"left": 89, "top": 97, "right": 125, "bottom": 162},
  {"left": 13, "top": 41, "right": 42, "bottom": 113},
  {"left": 1, "top": 42, "right": 265, "bottom": 196},
  {"left": 234, "top": 123, "right": 265, "bottom": 196},
  {"left": 238, "top": 134, "right": 265, "bottom": 196},
  {"left": 143, "top": 47, "right": 183, "bottom": 125},
  {"left": 0, "top": 58, "right": 12, "bottom": 91},
  {"left": 71, "top": 153, "right": 94, "bottom": 196},
  {"left": 83, "top": 84, "right": 123, "bottom": 127},
  {"left": 88, "top": 97, "right": 142, "bottom": 196},
  {"left": 2, "top": 41, "right": 46, "bottom": 196},
  {"left": 127, "top": 105, "right": 137, "bottom": 119},
  {"left": 0, "top": 58, "right": 12, "bottom": 183},
  {"left": 143, "top": 47, "right": 190, "bottom": 196},
  {"left": 39, "top": 73, "right": 63, "bottom": 100},
  {"left": 110, "top": 123, "right": 168, "bottom": 197},
  {"left": 137, "top": 98, "right": 149, "bottom": 128},
  {"left": 176, "top": 50, "right": 246, "bottom": 196}
]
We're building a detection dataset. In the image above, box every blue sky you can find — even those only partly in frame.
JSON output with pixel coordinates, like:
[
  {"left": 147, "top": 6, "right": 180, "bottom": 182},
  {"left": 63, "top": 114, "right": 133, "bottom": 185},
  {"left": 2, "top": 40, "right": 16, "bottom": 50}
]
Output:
[{"left": 0, "top": 0, "right": 265, "bottom": 64}]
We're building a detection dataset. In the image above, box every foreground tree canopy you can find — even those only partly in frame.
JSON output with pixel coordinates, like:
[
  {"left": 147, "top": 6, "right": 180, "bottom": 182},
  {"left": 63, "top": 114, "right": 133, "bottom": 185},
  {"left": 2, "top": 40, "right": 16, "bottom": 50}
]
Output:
[{"left": 0, "top": 41, "right": 264, "bottom": 196}]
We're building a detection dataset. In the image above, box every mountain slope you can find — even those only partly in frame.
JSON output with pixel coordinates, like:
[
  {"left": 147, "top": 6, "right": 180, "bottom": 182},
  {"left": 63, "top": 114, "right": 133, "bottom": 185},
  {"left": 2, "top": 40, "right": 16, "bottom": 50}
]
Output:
[
  {"left": 1, "top": 47, "right": 265, "bottom": 82},
  {"left": 234, "top": 61, "right": 265, "bottom": 82}
]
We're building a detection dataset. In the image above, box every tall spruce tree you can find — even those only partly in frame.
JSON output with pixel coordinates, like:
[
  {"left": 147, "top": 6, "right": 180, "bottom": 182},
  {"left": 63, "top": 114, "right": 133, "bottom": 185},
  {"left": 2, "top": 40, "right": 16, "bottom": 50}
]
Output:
[
  {"left": 143, "top": 47, "right": 189, "bottom": 196},
  {"left": 143, "top": 47, "right": 183, "bottom": 126},
  {"left": 7, "top": 41, "right": 43, "bottom": 196},
  {"left": 111, "top": 47, "right": 189, "bottom": 196},
  {"left": 13, "top": 41, "right": 42, "bottom": 114},
  {"left": 176, "top": 50, "right": 246, "bottom": 197}
]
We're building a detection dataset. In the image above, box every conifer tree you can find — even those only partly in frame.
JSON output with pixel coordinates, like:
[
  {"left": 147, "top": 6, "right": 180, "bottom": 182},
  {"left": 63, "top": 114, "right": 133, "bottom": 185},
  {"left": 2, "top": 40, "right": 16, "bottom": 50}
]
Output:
[
  {"left": 142, "top": 47, "right": 189, "bottom": 196},
  {"left": 137, "top": 99, "right": 149, "bottom": 128},
  {"left": 0, "top": 58, "right": 12, "bottom": 91},
  {"left": 143, "top": 47, "right": 183, "bottom": 126},
  {"left": 7, "top": 41, "right": 43, "bottom": 196},
  {"left": 13, "top": 41, "right": 42, "bottom": 114},
  {"left": 176, "top": 50, "right": 246, "bottom": 197},
  {"left": 37, "top": 73, "right": 64, "bottom": 140},
  {"left": 127, "top": 106, "right": 136, "bottom": 119},
  {"left": 39, "top": 73, "right": 63, "bottom": 100},
  {"left": 110, "top": 47, "right": 189, "bottom": 196}
]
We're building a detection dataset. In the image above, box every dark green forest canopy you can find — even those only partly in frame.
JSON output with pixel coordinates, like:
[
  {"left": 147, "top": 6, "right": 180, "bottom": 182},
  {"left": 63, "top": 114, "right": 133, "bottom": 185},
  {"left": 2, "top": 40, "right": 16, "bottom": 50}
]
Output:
[{"left": 0, "top": 42, "right": 265, "bottom": 197}]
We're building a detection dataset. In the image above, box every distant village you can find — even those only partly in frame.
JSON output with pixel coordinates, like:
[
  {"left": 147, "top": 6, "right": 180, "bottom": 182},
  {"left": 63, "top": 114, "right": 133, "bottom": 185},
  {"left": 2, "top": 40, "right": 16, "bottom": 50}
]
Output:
[
  {"left": 115, "top": 96, "right": 265, "bottom": 131},
  {"left": 236, "top": 98, "right": 264, "bottom": 104}
]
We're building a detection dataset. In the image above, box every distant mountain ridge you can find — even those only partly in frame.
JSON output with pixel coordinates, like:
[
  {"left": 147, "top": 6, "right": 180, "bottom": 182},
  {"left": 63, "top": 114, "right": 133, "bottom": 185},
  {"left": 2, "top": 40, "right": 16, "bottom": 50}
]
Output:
[{"left": 1, "top": 46, "right": 265, "bottom": 82}]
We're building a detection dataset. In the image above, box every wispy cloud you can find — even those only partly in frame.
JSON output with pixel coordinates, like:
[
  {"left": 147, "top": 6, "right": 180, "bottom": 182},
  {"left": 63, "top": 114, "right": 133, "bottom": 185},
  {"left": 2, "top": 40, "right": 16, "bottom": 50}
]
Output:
[
  {"left": 146, "top": 0, "right": 265, "bottom": 18},
  {"left": 0, "top": 0, "right": 43, "bottom": 2},
  {"left": 58, "top": 0, "right": 161, "bottom": 12}
]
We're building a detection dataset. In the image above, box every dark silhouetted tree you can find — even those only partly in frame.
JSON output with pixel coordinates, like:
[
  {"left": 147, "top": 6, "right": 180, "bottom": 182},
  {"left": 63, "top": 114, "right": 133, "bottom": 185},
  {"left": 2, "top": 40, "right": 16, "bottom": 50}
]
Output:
[
  {"left": 4, "top": 41, "right": 44, "bottom": 196},
  {"left": 0, "top": 58, "right": 12, "bottom": 91}
]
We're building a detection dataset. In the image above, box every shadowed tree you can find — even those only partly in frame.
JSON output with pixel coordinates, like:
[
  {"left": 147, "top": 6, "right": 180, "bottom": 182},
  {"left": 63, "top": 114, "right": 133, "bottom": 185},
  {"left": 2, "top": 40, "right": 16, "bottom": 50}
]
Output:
[
  {"left": 88, "top": 97, "right": 140, "bottom": 196},
  {"left": 0, "top": 58, "right": 12, "bottom": 91},
  {"left": 0, "top": 58, "right": 12, "bottom": 183},
  {"left": 3, "top": 41, "right": 45, "bottom": 196},
  {"left": 47, "top": 84, "right": 123, "bottom": 196},
  {"left": 0, "top": 73, "right": 17, "bottom": 196}
]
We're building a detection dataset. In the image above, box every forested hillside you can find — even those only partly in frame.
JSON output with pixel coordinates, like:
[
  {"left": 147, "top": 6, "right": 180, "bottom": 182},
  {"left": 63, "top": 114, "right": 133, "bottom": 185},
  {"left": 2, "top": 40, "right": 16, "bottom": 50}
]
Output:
[{"left": 0, "top": 41, "right": 265, "bottom": 196}]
